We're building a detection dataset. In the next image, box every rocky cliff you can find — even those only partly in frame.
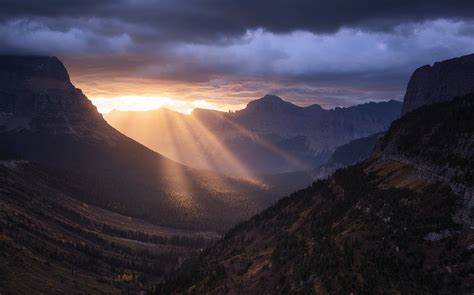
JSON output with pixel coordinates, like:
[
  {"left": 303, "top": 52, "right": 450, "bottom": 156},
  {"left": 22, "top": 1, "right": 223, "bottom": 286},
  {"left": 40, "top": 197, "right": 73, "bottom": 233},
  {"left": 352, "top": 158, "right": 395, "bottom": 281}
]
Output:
[
  {"left": 0, "top": 55, "right": 113, "bottom": 138},
  {"left": 402, "top": 53, "right": 474, "bottom": 114}
]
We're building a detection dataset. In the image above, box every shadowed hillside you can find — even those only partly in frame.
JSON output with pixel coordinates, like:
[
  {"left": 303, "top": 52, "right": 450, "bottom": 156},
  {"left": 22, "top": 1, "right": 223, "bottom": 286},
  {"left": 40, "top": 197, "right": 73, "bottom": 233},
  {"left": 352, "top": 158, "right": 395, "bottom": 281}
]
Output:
[
  {"left": 155, "top": 94, "right": 473, "bottom": 294},
  {"left": 0, "top": 160, "right": 218, "bottom": 294}
]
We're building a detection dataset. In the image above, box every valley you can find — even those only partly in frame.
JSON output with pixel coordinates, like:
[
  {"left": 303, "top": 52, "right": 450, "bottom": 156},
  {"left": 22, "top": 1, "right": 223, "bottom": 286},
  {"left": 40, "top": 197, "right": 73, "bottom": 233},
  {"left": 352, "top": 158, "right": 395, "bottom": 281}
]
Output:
[{"left": 0, "top": 26, "right": 472, "bottom": 294}]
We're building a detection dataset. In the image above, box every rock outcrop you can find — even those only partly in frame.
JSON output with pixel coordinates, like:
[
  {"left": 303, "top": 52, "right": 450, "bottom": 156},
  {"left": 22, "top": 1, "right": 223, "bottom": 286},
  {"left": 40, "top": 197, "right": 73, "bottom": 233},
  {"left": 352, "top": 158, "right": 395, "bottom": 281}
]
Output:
[
  {"left": 402, "top": 53, "right": 474, "bottom": 115},
  {"left": 0, "top": 55, "right": 109, "bottom": 137}
]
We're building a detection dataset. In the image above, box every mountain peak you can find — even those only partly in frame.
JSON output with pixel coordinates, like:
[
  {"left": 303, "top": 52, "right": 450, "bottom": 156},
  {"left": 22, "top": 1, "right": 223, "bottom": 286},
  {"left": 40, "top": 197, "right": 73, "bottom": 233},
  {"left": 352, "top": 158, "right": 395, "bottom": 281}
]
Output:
[
  {"left": 0, "top": 55, "right": 108, "bottom": 136},
  {"left": 0, "top": 55, "right": 70, "bottom": 83},
  {"left": 259, "top": 94, "right": 285, "bottom": 103},
  {"left": 245, "top": 94, "right": 299, "bottom": 113}
]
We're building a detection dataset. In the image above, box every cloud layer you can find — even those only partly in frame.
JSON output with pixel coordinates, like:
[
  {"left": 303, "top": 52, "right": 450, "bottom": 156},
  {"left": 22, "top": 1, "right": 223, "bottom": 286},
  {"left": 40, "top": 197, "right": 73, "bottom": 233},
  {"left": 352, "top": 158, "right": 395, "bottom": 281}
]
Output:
[{"left": 1, "top": 0, "right": 473, "bottom": 108}]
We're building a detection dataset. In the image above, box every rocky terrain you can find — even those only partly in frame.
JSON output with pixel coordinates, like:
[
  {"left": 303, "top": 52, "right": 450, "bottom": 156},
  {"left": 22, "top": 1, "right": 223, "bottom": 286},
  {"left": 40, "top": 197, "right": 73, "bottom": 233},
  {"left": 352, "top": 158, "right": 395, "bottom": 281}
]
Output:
[
  {"left": 105, "top": 95, "right": 401, "bottom": 175},
  {"left": 402, "top": 53, "right": 474, "bottom": 114},
  {"left": 156, "top": 66, "right": 474, "bottom": 294}
]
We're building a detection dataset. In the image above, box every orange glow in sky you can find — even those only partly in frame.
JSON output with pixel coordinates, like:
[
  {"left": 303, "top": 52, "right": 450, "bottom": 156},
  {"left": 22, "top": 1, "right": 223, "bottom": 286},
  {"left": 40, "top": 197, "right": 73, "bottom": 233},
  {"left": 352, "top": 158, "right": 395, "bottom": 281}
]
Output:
[
  {"left": 90, "top": 95, "right": 235, "bottom": 114},
  {"left": 70, "top": 75, "right": 249, "bottom": 114}
]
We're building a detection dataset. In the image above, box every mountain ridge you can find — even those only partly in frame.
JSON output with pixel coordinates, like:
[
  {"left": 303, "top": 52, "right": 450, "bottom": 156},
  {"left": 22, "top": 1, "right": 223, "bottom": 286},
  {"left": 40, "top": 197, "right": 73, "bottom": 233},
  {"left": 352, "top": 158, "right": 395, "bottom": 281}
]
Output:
[
  {"left": 402, "top": 53, "right": 474, "bottom": 114},
  {"left": 105, "top": 96, "right": 402, "bottom": 175}
]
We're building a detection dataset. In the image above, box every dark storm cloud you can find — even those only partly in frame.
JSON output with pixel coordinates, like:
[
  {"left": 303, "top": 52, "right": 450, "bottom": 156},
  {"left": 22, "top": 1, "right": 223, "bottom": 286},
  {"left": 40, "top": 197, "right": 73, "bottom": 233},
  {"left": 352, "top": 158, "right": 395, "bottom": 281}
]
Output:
[
  {"left": 1, "top": 0, "right": 474, "bottom": 43},
  {"left": 0, "top": 0, "right": 473, "bottom": 107}
]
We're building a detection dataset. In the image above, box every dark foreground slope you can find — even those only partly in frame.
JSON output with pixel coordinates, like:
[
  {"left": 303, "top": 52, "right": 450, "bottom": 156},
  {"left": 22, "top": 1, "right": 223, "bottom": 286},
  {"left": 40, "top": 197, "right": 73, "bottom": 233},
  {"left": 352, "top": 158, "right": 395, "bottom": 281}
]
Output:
[
  {"left": 0, "top": 160, "right": 218, "bottom": 294},
  {"left": 0, "top": 55, "right": 274, "bottom": 232},
  {"left": 157, "top": 95, "right": 473, "bottom": 294}
]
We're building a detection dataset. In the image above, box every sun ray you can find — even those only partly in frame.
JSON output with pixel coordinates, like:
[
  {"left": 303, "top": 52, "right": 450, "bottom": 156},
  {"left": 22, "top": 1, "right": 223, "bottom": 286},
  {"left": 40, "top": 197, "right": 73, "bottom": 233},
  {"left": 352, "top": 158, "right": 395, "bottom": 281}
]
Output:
[
  {"left": 156, "top": 111, "right": 197, "bottom": 212},
  {"left": 203, "top": 110, "right": 312, "bottom": 172},
  {"left": 186, "top": 113, "right": 255, "bottom": 177}
]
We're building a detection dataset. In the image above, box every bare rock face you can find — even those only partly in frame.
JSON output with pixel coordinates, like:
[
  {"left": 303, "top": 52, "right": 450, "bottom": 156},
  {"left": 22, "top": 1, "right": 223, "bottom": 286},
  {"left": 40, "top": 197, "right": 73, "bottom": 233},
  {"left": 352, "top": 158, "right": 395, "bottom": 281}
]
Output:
[
  {"left": 0, "top": 55, "right": 109, "bottom": 137},
  {"left": 402, "top": 53, "right": 474, "bottom": 115}
]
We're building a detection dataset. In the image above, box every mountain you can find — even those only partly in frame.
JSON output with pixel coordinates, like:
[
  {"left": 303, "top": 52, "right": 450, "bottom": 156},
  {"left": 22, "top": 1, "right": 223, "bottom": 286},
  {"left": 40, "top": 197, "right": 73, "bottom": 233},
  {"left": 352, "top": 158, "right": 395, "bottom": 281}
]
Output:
[
  {"left": 105, "top": 95, "right": 402, "bottom": 175},
  {"left": 325, "top": 132, "right": 384, "bottom": 167},
  {"left": 156, "top": 81, "right": 473, "bottom": 293},
  {"left": 0, "top": 158, "right": 218, "bottom": 294},
  {"left": 312, "top": 132, "right": 384, "bottom": 179},
  {"left": 0, "top": 55, "right": 276, "bottom": 232},
  {"left": 402, "top": 53, "right": 474, "bottom": 114}
]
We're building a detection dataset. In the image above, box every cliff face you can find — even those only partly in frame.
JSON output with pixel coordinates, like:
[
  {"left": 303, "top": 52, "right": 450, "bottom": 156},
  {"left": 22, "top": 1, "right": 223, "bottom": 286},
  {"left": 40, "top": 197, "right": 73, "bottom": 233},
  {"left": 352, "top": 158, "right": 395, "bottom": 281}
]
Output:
[
  {"left": 0, "top": 55, "right": 70, "bottom": 82},
  {"left": 0, "top": 55, "right": 109, "bottom": 137},
  {"left": 402, "top": 53, "right": 474, "bottom": 114}
]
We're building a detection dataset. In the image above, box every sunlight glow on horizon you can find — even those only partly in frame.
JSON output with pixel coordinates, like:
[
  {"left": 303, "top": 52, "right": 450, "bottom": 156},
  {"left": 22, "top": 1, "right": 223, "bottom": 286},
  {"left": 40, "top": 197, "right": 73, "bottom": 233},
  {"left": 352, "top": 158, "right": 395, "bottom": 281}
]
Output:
[{"left": 90, "top": 95, "right": 240, "bottom": 115}]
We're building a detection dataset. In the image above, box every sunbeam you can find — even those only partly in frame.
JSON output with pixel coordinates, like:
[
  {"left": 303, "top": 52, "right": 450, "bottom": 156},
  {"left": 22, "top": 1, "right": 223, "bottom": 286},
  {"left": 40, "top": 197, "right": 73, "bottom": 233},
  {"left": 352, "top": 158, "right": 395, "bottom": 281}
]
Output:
[{"left": 196, "top": 110, "right": 312, "bottom": 172}]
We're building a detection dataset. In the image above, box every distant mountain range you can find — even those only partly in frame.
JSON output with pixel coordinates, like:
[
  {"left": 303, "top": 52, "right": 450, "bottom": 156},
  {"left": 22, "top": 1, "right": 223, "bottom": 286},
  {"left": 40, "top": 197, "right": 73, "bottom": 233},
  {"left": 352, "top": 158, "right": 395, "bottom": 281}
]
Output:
[
  {"left": 0, "top": 55, "right": 279, "bottom": 232},
  {"left": 157, "top": 54, "right": 474, "bottom": 294},
  {"left": 105, "top": 95, "right": 402, "bottom": 175}
]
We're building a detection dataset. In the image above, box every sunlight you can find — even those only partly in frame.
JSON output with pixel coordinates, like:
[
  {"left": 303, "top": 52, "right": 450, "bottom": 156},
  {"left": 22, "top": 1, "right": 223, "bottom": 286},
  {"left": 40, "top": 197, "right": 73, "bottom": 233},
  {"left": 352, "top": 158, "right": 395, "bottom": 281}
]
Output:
[
  {"left": 90, "top": 95, "right": 227, "bottom": 114},
  {"left": 187, "top": 114, "right": 256, "bottom": 177},
  {"left": 198, "top": 110, "right": 312, "bottom": 172},
  {"left": 104, "top": 98, "right": 310, "bottom": 176}
]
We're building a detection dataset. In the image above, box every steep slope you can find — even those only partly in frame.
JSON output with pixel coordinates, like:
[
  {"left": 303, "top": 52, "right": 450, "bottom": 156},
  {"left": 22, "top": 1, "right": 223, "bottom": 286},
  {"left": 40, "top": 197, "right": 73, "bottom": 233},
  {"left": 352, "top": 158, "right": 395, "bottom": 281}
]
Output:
[
  {"left": 325, "top": 132, "right": 384, "bottom": 167},
  {"left": 157, "top": 95, "right": 473, "bottom": 294},
  {"left": 0, "top": 159, "right": 217, "bottom": 294},
  {"left": 105, "top": 96, "right": 401, "bottom": 174},
  {"left": 0, "top": 55, "right": 274, "bottom": 232},
  {"left": 312, "top": 132, "right": 384, "bottom": 179},
  {"left": 402, "top": 53, "right": 474, "bottom": 114}
]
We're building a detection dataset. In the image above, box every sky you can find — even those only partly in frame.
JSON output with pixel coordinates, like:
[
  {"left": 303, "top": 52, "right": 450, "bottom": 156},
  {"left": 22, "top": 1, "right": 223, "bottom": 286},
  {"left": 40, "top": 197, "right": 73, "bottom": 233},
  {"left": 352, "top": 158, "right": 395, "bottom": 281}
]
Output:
[{"left": 1, "top": 0, "right": 474, "bottom": 113}]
